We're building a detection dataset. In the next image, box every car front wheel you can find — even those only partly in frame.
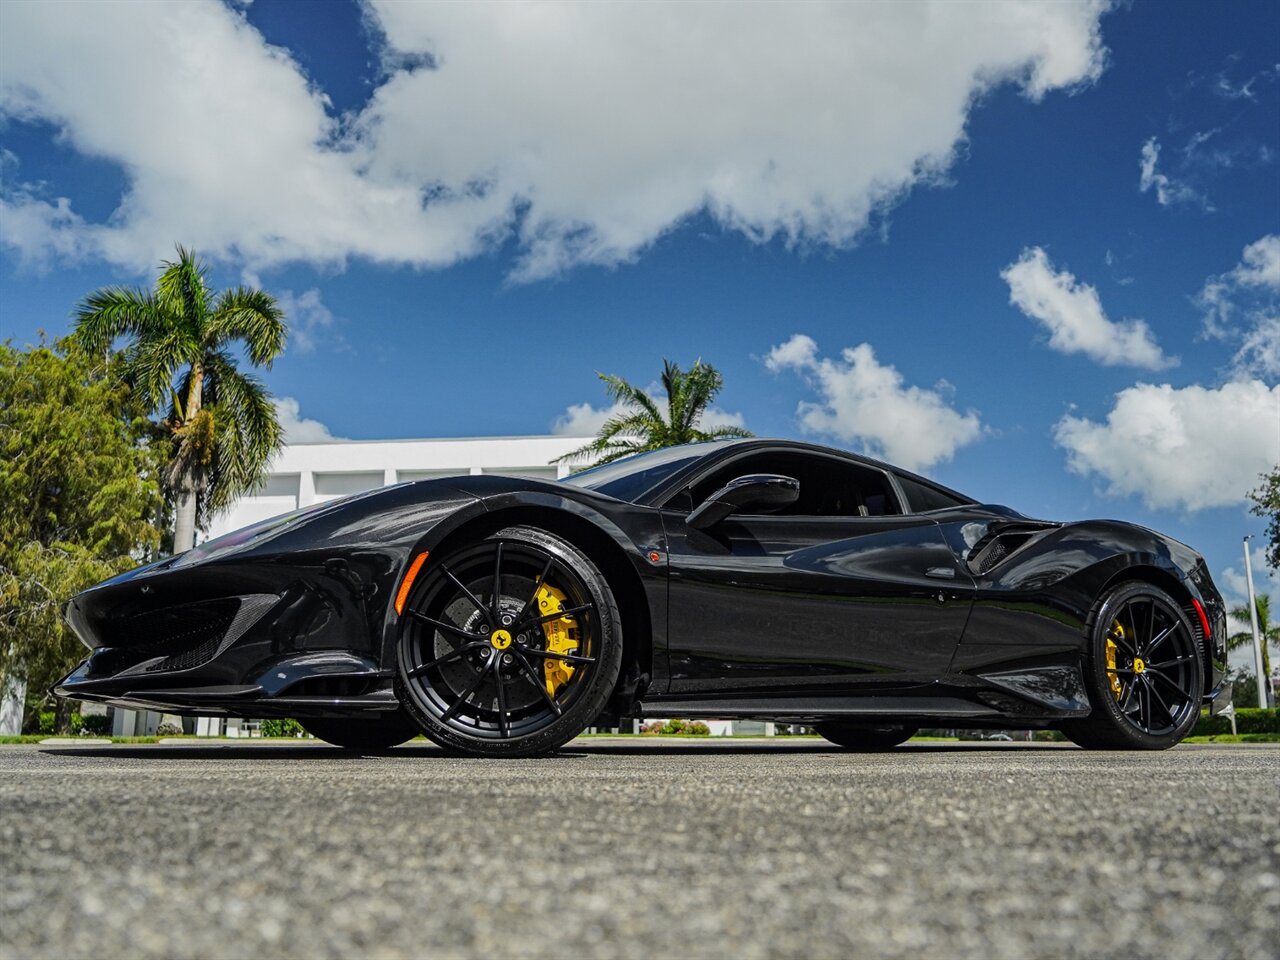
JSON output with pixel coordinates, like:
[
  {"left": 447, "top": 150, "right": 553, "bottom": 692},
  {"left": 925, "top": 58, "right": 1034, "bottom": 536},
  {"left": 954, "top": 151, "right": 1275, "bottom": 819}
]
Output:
[
  {"left": 1060, "top": 581, "right": 1204, "bottom": 750},
  {"left": 395, "top": 526, "right": 623, "bottom": 758}
]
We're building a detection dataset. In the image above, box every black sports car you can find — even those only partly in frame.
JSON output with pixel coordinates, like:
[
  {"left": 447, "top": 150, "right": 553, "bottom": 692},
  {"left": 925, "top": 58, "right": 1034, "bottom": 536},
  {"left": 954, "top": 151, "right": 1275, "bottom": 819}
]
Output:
[{"left": 57, "top": 439, "right": 1231, "bottom": 756}]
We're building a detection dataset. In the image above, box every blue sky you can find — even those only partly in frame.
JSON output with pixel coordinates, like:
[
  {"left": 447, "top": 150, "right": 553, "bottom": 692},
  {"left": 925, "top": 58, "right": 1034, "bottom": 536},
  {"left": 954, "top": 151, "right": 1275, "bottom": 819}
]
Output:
[{"left": 1, "top": 0, "right": 1278, "bottom": 626}]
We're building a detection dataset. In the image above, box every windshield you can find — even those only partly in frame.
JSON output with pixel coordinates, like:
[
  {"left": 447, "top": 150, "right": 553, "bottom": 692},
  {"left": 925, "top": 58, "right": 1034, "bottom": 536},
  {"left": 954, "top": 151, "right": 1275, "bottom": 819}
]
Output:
[{"left": 562, "top": 444, "right": 731, "bottom": 502}]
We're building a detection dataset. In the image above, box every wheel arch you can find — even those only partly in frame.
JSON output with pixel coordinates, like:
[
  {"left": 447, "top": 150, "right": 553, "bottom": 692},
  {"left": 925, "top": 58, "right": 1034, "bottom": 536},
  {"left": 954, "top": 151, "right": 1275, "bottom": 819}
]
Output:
[
  {"left": 419, "top": 503, "right": 654, "bottom": 712},
  {"left": 1096, "top": 563, "right": 1213, "bottom": 695}
]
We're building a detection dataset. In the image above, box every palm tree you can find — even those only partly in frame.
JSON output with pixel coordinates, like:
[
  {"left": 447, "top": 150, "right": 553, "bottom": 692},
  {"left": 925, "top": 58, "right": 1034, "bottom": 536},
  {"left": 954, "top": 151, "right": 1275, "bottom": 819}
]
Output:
[
  {"left": 73, "top": 246, "right": 286, "bottom": 553},
  {"left": 559, "top": 358, "right": 751, "bottom": 466},
  {"left": 1229, "top": 594, "right": 1279, "bottom": 706}
]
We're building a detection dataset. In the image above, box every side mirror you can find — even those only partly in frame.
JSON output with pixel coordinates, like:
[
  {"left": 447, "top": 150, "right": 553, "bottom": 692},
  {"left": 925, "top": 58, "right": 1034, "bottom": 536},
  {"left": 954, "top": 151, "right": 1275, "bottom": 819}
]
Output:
[{"left": 686, "top": 474, "right": 800, "bottom": 530}]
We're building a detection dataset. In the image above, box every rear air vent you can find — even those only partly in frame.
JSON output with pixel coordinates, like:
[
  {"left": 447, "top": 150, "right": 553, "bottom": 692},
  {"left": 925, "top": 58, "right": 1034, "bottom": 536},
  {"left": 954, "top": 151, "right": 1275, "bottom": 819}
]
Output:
[{"left": 966, "top": 523, "right": 1056, "bottom": 576}]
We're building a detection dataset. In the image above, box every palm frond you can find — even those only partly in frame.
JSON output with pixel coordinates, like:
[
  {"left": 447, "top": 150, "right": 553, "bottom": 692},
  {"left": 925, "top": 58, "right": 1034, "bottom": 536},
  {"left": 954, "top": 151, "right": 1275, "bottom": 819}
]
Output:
[
  {"left": 696, "top": 425, "right": 753, "bottom": 441},
  {"left": 72, "top": 287, "right": 166, "bottom": 356},
  {"left": 155, "top": 246, "right": 210, "bottom": 339},
  {"left": 202, "top": 353, "right": 282, "bottom": 512},
  {"left": 557, "top": 357, "right": 750, "bottom": 463},
  {"left": 117, "top": 330, "right": 189, "bottom": 412},
  {"left": 599, "top": 371, "right": 666, "bottom": 427},
  {"left": 209, "top": 287, "right": 287, "bottom": 366}
]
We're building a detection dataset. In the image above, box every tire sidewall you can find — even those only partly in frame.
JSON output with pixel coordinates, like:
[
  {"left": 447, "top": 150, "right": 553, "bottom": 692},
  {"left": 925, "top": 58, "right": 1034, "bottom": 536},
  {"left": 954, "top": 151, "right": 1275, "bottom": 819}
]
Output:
[{"left": 396, "top": 526, "right": 623, "bottom": 758}]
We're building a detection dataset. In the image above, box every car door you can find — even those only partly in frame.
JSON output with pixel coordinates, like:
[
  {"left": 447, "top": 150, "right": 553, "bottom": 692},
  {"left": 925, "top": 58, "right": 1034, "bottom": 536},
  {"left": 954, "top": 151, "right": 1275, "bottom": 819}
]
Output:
[{"left": 659, "top": 450, "right": 974, "bottom": 695}]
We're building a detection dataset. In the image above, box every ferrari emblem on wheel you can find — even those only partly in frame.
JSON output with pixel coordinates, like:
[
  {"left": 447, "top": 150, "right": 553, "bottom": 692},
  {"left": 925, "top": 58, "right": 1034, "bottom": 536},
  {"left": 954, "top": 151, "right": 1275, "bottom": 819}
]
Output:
[{"left": 55, "top": 438, "right": 1228, "bottom": 758}]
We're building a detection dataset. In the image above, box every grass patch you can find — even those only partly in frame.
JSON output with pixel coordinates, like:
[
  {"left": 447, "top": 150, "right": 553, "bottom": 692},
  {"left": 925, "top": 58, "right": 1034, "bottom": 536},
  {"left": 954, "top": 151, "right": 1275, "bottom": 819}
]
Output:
[
  {"left": 1183, "top": 733, "right": 1280, "bottom": 744},
  {"left": 0, "top": 734, "right": 162, "bottom": 744}
]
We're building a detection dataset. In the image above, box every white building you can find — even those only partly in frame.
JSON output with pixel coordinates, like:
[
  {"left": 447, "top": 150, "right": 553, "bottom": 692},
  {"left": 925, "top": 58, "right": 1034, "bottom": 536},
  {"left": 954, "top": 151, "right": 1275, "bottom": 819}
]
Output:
[{"left": 205, "top": 433, "right": 592, "bottom": 540}]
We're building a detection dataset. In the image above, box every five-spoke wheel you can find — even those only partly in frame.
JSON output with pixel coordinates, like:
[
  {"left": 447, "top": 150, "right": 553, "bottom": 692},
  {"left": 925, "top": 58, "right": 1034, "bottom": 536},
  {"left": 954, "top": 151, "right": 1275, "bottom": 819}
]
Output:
[
  {"left": 395, "top": 526, "right": 622, "bottom": 757},
  {"left": 1061, "top": 582, "right": 1203, "bottom": 750}
]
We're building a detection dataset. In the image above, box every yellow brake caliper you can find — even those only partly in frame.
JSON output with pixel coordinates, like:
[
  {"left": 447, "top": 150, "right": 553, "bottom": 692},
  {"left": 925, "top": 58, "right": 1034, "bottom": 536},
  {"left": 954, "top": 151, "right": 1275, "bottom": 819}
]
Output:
[
  {"left": 1106, "top": 619, "right": 1124, "bottom": 701},
  {"left": 535, "top": 583, "right": 580, "bottom": 698}
]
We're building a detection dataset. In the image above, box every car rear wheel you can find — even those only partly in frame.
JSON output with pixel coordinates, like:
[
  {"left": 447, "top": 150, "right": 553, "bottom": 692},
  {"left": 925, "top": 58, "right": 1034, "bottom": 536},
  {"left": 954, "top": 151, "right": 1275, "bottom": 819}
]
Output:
[
  {"left": 395, "top": 526, "right": 622, "bottom": 758},
  {"left": 299, "top": 712, "right": 420, "bottom": 751},
  {"left": 816, "top": 723, "right": 917, "bottom": 751},
  {"left": 1060, "top": 581, "right": 1204, "bottom": 750}
]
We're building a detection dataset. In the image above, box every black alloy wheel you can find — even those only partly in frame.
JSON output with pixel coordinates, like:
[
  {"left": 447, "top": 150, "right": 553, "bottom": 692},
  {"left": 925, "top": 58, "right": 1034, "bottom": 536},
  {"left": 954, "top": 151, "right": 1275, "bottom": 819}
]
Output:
[
  {"left": 299, "top": 711, "right": 421, "bottom": 751},
  {"left": 1060, "top": 581, "right": 1204, "bottom": 750},
  {"left": 816, "top": 723, "right": 917, "bottom": 751},
  {"left": 395, "top": 526, "right": 622, "bottom": 757}
]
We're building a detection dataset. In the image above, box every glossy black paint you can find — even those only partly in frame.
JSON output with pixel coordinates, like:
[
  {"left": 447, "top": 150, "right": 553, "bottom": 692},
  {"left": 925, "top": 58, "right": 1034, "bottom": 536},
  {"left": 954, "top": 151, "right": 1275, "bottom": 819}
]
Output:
[{"left": 56, "top": 438, "right": 1230, "bottom": 728}]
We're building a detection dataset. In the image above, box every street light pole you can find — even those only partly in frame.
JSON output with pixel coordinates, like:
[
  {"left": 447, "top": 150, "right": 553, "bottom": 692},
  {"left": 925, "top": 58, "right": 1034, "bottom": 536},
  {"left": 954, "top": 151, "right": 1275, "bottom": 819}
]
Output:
[{"left": 1242, "top": 536, "right": 1269, "bottom": 708}]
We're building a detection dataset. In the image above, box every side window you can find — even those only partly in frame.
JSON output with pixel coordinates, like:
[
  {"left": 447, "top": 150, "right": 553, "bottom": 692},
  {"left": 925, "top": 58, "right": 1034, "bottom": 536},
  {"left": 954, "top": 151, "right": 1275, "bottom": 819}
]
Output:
[
  {"left": 896, "top": 474, "right": 967, "bottom": 513},
  {"left": 681, "top": 453, "right": 901, "bottom": 518}
]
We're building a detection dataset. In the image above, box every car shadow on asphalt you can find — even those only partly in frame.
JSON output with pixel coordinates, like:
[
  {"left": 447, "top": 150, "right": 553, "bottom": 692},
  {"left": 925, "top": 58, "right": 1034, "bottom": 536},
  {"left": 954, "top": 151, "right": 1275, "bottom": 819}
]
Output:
[{"left": 37, "top": 740, "right": 1072, "bottom": 760}]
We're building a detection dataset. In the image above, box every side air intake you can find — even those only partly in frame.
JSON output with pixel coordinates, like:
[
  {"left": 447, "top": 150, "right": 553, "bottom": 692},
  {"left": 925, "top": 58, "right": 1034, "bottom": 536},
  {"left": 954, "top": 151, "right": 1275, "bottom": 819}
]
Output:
[{"left": 94, "top": 594, "right": 278, "bottom": 677}]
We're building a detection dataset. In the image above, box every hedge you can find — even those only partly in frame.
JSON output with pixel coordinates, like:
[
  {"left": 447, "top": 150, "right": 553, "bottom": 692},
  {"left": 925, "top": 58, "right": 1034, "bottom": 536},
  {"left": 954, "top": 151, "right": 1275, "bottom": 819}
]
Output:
[{"left": 1192, "top": 708, "right": 1279, "bottom": 736}]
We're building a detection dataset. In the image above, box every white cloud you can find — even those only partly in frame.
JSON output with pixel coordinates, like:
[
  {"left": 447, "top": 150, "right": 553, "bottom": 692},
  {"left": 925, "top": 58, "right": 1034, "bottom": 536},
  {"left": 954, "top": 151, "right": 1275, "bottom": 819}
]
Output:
[
  {"left": 1138, "top": 137, "right": 1210, "bottom": 210},
  {"left": 552, "top": 391, "right": 745, "bottom": 437},
  {"left": 1198, "top": 234, "right": 1280, "bottom": 376},
  {"left": 1054, "top": 380, "right": 1280, "bottom": 512},
  {"left": 274, "top": 288, "right": 336, "bottom": 354},
  {"left": 1211, "top": 61, "right": 1280, "bottom": 102},
  {"left": 765, "top": 334, "right": 983, "bottom": 471},
  {"left": 1, "top": 0, "right": 1109, "bottom": 279},
  {"left": 273, "top": 397, "right": 345, "bottom": 444},
  {"left": 1001, "top": 247, "right": 1175, "bottom": 369},
  {"left": 1229, "top": 234, "right": 1280, "bottom": 289}
]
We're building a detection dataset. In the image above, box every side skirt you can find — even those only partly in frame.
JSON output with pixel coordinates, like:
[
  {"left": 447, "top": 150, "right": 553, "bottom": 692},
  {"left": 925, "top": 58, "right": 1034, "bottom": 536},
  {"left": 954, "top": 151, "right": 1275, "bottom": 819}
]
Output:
[{"left": 637, "top": 664, "right": 1092, "bottom": 725}]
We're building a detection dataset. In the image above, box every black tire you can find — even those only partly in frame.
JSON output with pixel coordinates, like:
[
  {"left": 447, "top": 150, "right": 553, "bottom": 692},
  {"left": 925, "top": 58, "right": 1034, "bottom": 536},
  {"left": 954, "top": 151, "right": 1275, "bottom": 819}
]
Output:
[
  {"left": 816, "top": 723, "right": 917, "bottom": 751},
  {"left": 395, "top": 526, "right": 623, "bottom": 758},
  {"left": 1060, "top": 581, "right": 1204, "bottom": 750},
  {"left": 299, "top": 711, "right": 420, "bottom": 751}
]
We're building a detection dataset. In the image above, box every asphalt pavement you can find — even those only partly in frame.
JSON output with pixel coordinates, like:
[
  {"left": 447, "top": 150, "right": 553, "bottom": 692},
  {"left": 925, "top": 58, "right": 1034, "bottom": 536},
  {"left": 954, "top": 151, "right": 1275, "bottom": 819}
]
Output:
[{"left": 0, "top": 738, "right": 1276, "bottom": 960}]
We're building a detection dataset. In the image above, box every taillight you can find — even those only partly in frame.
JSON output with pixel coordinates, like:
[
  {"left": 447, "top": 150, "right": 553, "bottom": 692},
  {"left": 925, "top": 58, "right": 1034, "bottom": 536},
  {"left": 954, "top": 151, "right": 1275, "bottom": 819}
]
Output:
[{"left": 1190, "top": 598, "right": 1212, "bottom": 641}]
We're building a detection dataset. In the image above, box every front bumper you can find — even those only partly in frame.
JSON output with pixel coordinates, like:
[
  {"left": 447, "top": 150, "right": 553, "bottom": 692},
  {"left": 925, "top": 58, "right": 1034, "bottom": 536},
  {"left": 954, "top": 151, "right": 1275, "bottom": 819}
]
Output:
[{"left": 56, "top": 650, "right": 400, "bottom": 719}]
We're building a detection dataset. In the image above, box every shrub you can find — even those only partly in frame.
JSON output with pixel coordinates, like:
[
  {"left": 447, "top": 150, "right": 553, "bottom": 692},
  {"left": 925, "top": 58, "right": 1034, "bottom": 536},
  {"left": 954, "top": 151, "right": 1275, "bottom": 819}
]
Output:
[
  {"left": 259, "top": 718, "right": 305, "bottom": 738},
  {"left": 639, "top": 718, "right": 710, "bottom": 736},
  {"left": 79, "top": 714, "right": 110, "bottom": 735},
  {"left": 1192, "top": 707, "right": 1278, "bottom": 737}
]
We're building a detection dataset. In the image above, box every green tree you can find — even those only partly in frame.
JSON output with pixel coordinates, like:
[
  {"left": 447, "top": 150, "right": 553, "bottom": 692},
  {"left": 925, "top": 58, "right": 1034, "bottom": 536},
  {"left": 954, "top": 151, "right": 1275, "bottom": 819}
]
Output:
[
  {"left": 0, "top": 339, "right": 165, "bottom": 732},
  {"left": 559, "top": 359, "right": 751, "bottom": 466},
  {"left": 72, "top": 246, "right": 286, "bottom": 552},
  {"left": 1249, "top": 466, "right": 1280, "bottom": 571},
  {"left": 1229, "top": 593, "right": 1279, "bottom": 706}
]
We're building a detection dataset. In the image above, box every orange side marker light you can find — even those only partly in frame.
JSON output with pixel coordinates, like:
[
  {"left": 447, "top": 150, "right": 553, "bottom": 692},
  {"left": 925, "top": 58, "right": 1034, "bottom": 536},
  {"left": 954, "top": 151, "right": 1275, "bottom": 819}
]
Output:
[{"left": 395, "top": 551, "right": 429, "bottom": 615}]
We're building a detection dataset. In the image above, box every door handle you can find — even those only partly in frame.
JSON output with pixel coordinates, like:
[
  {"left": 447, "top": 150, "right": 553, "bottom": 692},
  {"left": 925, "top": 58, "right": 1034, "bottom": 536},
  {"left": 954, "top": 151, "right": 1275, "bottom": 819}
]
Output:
[{"left": 925, "top": 566, "right": 956, "bottom": 579}]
